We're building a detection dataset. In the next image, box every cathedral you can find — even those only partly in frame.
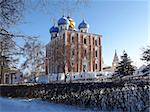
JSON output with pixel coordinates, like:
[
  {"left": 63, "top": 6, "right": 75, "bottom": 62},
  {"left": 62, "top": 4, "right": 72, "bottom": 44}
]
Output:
[{"left": 45, "top": 16, "right": 102, "bottom": 74}]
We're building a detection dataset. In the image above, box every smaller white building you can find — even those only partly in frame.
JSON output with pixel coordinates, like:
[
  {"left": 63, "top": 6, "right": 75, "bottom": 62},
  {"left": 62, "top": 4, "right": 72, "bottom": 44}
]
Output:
[
  {"left": 48, "top": 71, "right": 113, "bottom": 83},
  {"left": 3, "top": 70, "right": 23, "bottom": 84},
  {"left": 12, "top": 71, "right": 23, "bottom": 84},
  {"left": 36, "top": 75, "right": 49, "bottom": 84}
]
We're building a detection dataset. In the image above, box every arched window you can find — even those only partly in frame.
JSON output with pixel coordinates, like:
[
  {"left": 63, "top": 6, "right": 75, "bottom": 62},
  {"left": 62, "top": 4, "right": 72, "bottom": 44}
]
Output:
[
  {"left": 95, "top": 50, "right": 98, "bottom": 57},
  {"left": 72, "top": 36, "right": 74, "bottom": 43},
  {"left": 84, "top": 49, "right": 87, "bottom": 58},
  {"left": 84, "top": 38, "right": 87, "bottom": 45},
  {"left": 95, "top": 40, "right": 97, "bottom": 46},
  {"left": 95, "top": 64, "right": 97, "bottom": 70}
]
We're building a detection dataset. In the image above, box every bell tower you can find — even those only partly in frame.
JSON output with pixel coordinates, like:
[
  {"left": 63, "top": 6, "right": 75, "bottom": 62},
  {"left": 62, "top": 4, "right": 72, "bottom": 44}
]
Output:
[{"left": 112, "top": 50, "right": 119, "bottom": 71}]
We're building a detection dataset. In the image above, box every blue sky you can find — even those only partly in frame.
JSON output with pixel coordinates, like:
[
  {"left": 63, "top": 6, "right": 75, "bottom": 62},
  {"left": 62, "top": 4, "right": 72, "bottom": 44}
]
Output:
[{"left": 11, "top": 0, "right": 149, "bottom": 67}]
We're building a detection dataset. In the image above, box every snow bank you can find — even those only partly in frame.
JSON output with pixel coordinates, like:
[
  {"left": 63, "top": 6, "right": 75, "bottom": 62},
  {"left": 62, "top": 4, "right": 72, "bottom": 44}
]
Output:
[{"left": 0, "top": 97, "right": 95, "bottom": 112}]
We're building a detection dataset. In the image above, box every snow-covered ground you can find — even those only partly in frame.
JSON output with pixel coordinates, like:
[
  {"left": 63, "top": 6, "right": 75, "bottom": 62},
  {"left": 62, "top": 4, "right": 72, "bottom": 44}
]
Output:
[{"left": 0, "top": 97, "right": 96, "bottom": 112}]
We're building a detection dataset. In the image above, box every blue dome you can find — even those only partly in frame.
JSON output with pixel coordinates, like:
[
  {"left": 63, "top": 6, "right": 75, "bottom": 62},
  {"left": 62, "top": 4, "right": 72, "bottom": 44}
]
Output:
[
  {"left": 58, "top": 16, "right": 69, "bottom": 25},
  {"left": 78, "top": 20, "right": 89, "bottom": 29},
  {"left": 49, "top": 26, "right": 59, "bottom": 33}
]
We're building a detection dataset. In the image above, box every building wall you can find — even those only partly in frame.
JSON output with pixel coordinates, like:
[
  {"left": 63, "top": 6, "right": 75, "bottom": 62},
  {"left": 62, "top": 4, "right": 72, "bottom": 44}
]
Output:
[
  {"left": 46, "top": 30, "right": 102, "bottom": 74},
  {"left": 87, "top": 34, "right": 91, "bottom": 71},
  {"left": 65, "top": 31, "right": 71, "bottom": 73},
  {"left": 74, "top": 33, "right": 78, "bottom": 72},
  {"left": 98, "top": 35, "right": 102, "bottom": 71},
  {"left": 3, "top": 71, "right": 23, "bottom": 84},
  {"left": 46, "top": 32, "right": 65, "bottom": 74}
]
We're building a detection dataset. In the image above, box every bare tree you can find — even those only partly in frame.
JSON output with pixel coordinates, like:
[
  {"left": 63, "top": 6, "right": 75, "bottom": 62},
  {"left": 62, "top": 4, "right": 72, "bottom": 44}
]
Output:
[
  {"left": 0, "top": 0, "right": 25, "bottom": 68},
  {"left": 21, "top": 37, "right": 45, "bottom": 76},
  {"left": 0, "top": 28, "right": 24, "bottom": 83},
  {"left": 0, "top": 29, "right": 23, "bottom": 67},
  {"left": 0, "top": 0, "right": 24, "bottom": 28}
]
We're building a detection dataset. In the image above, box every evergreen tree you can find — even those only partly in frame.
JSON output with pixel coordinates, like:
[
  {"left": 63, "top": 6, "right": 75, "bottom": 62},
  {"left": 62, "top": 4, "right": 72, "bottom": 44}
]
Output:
[
  {"left": 141, "top": 46, "right": 150, "bottom": 64},
  {"left": 141, "top": 46, "right": 150, "bottom": 75},
  {"left": 115, "top": 51, "right": 135, "bottom": 76}
]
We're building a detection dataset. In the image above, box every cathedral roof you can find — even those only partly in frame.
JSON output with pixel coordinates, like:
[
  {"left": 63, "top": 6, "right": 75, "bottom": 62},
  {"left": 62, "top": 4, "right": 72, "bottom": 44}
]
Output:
[
  {"left": 49, "top": 26, "right": 59, "bottom": 33},
  {"left": 78, "top": 20, "right": 89, "bottom": 29},
  {"left": 58, "top": 16, "right": 69, "bottom": 25}
]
